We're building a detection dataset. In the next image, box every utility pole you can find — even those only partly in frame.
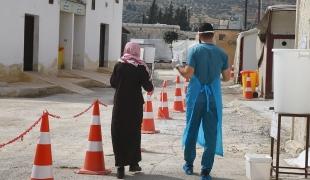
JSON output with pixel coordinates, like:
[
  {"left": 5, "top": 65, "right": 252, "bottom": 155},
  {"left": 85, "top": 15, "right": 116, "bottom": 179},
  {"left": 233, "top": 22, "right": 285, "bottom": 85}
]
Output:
[
  {"left": 257, "top": 0, "right": 261, "bottom": 24},
  {"left": 244, "top": 0, "right": 248, "bottom": 30}
]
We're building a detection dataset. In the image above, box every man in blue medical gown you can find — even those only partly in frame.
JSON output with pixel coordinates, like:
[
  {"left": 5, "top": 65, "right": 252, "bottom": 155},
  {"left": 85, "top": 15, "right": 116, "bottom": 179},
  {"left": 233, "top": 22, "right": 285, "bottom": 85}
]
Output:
[{"left": 176, "top": 23, "right": 231, "bottom": 180}]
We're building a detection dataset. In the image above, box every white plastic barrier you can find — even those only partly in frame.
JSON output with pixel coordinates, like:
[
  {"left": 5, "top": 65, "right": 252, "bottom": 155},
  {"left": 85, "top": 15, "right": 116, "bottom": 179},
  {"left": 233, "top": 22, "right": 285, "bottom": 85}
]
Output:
[{"left": 273, "top": 49, "right": 310, "bottom": 114}]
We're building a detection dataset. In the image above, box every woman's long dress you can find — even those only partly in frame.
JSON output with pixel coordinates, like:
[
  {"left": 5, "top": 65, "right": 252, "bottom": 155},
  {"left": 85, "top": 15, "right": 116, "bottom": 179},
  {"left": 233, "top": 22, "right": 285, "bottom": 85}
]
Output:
[{"left": 110, "top": 62, "right": 154, "bottom": 167}]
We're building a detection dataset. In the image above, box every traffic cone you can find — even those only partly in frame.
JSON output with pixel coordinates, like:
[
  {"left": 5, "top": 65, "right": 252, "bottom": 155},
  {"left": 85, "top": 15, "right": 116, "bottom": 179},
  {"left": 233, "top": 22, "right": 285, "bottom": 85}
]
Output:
[
  {"left": 77, "top": 100, "right": 111, "bottom": 175},
  {"left": 157, "top": 80, "right": 171, "bottom": 119},
  {"left": 183, "top": 78, "right": 189, "bottom": 108},
  {"left": 173, "top": 76, "right": 185, "bottom": 112},
  {"left": 31, "top": 112, "right": 53, "bottom": 180},
  {"left": 141, "top": 92, "right": 160, "bottom": 134},
  {"left": 245, "top": 74, "right": 253, "bottom": 99}
]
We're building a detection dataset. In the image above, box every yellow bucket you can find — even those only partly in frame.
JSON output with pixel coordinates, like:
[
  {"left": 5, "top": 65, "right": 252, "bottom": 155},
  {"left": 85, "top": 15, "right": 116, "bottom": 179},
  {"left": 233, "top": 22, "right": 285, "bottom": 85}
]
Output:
[
  {"left": 58, "top": 47, "right": 64, "bottom": 69},
  {"left": 241, "top": 70, "right": 259, "bottom": 97}
]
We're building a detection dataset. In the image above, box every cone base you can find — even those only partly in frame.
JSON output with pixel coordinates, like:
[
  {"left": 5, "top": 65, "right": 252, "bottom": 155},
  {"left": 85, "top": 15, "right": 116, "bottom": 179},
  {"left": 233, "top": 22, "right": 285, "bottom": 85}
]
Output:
[
  {"left": 173, "top": 109, "right": 185, "bottom": 113},
  {"left": 76, "top": 168, "right": 111, "bottom": 175},
  {"left": 157, "top": 116, "right": 172, "bottom": 120},
  {"left": 141, "top": 130, "right": 160, "bottom": 134}
]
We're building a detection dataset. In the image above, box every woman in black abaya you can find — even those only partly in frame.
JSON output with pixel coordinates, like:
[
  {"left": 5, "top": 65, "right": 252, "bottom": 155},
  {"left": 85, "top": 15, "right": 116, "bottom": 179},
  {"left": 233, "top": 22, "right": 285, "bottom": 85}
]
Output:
[{"left": 110, "top": 42, "right": 154, "bottom": 179}]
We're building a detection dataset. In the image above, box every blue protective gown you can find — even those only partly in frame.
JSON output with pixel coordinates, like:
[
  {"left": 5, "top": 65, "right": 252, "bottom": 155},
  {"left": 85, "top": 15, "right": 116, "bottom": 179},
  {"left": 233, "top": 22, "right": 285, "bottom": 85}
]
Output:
[
  {"left": 182, "top": 75, "right": 223, "bottom": 171},
  {"left": 182, "top": 43, "right": 226, "bottom": 172}
]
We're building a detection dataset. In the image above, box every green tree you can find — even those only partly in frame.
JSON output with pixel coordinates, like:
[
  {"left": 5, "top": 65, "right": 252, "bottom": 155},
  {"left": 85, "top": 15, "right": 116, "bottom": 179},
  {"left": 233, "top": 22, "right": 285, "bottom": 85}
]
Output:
[
  {"left": 158, "top": 9, "right": 163, "bottom": 24},
  {"left": 148, "top": 0, "right": 158, "bottom": 24},
  {"left": 167, "top": 2, "right": 174, "bottom": 25},
  {"left": 174, "top": 7, "right": 182, "bottom": 26},
  {"left": 179, "top": 6, "right": 190, "bottom": 30},
  {"left": 163, "top": 31, "right": 179, "bottom": 58}
]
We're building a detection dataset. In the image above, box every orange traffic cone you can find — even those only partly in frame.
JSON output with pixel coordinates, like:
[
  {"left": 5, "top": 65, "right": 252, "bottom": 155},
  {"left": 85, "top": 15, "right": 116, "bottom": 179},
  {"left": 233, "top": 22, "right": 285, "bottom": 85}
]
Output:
[
  {"left": 141, "top": 92, "right": 160, "bottom": 134},
  {"left": 77, "top": 100, "right": 111, "bottom": 175},
  {"left": 157, "top": 80, "right": 171, "bottom": 119},
  {"left": 31, "top": 112, "right": 53, "bottom": 180},
  {"left": 183, "top": 78, "right": 189, "bottom": 108},
  {"left": 173, "top": 76, "right": 185, "bottom": 112},
  {"left": 245, "top": 74, "right": 253, "bottom": 99}
]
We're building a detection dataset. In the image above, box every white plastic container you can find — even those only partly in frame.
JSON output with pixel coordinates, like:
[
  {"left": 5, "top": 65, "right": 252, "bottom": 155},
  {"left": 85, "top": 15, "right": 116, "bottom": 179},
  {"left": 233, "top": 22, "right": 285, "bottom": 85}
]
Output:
[
  {"left": 273, "top": 49, "right": 310, "bottom": 114},
  {"left": 245, "top": 154, "right": 272, "bottom": 180}
]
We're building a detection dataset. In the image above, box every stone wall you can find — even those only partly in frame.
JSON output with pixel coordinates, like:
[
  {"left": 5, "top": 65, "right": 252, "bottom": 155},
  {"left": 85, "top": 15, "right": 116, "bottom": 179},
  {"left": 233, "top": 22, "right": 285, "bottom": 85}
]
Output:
[
  {"left": 292, "top": 0, "right": 310, "bottom": 149},
  {"left": 296, "top": 0, "right": 310, "bottom": 48},
  {"left": 124, "top": 23, "right": 180, "bottom": 40},
  {"left": 214, "top": 30, "right": 240, "bottom": 66}
]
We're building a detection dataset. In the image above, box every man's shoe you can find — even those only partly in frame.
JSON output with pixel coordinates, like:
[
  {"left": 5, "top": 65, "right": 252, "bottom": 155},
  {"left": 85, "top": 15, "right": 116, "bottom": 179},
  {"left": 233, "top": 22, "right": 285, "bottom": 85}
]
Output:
[
  {"left": 129, "top": 164, "right": 142, "bottom": 172},
  {"left": 182, "top": 163, "right": 193, "bottom": 175},
  {"left": 200, "top": 169, "right": 212, "bottom": 180},
  {"left": 201, "top": 174, "right": 212, "bottom": 180},
  {"left": 117, "top": 167, "right": 125, "bottom": 179}
]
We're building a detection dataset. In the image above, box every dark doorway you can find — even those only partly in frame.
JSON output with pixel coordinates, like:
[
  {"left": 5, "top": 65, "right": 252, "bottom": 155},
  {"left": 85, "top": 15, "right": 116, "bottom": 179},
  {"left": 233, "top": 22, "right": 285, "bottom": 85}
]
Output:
[
  {"left": 24, "top": 15, "right": 35, "bottom": 71},
  {"left": 99, "top": 24, "right": 107, "bottom": 67}
]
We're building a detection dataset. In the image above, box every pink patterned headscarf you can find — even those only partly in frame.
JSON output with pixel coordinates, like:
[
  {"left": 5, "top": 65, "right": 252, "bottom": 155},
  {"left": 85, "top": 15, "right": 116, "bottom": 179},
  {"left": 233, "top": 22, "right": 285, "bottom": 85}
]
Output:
[
  {"left": 119, "top": 42, "right": 150, "bottom": 75},
  {"left": 120, "top": 42, "right": 143, "bottom": 65}
]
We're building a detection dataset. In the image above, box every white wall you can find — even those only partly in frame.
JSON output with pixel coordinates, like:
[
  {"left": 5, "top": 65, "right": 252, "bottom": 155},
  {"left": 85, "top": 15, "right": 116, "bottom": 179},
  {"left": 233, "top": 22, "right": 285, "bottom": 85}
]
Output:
[
  {"left": 84, "top": 0, "right": 123, "bottom": 69},
  {"left": 0, "top": 0, "right": 60, "bottom": 71}
]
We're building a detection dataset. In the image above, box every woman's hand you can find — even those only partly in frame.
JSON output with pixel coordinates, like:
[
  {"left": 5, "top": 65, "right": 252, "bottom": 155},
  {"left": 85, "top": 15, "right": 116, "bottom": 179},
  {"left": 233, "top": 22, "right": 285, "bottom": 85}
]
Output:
[{"left": 148, "top": 91, "right": 154, "bottom": 96}]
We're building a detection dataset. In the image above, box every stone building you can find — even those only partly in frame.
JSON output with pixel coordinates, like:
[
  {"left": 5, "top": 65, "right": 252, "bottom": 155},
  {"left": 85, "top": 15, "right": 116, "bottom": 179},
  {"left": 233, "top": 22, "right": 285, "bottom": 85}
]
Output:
[{"left": 123, "top": 23, "right": 180, "bottom": 40}]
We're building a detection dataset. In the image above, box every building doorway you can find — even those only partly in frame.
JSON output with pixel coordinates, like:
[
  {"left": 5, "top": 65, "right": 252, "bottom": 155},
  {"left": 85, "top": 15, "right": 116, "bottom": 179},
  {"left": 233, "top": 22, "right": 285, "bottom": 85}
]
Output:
[
  {"left": 99, "top": 24, "right": 109, "bottom": 67},
  {"left": 24, "top": 14, "right": 39, "bottom": 71}
]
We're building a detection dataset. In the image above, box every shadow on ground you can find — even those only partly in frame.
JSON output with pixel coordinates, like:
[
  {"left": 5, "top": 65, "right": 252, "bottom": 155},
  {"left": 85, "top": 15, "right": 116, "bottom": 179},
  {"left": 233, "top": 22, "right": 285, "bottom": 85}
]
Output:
[
  {"left": 125, "top": 174, "right": 183, "bottom": 180},
  {"left": 108, "top": 172, "right": 234, "bottom": 180}
]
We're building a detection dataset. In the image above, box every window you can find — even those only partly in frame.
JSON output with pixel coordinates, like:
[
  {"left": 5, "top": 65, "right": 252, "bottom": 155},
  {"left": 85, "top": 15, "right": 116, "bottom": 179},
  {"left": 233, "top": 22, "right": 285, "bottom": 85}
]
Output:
[
  {"left": 92, "top": 0, "right": 96, "bottom": 10},
  {"left": 49, "top": 0, "right": 53, "bottom": 4},
  {"left": 219, "top": 34, "right": 226, "bottom": 41}
]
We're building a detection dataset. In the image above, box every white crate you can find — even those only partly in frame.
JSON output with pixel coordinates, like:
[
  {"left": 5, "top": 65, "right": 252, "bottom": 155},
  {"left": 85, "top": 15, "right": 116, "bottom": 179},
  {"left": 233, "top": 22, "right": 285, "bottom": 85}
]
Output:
[{"left": 245, "top": 154, "right": 272, "bottom": 180}]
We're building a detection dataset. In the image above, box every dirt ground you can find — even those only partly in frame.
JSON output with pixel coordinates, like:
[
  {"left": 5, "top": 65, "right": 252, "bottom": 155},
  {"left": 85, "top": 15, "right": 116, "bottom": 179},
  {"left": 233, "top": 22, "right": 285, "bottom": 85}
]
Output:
[{"left": 0, "top": 69, "right": 303, "bottom": 180}]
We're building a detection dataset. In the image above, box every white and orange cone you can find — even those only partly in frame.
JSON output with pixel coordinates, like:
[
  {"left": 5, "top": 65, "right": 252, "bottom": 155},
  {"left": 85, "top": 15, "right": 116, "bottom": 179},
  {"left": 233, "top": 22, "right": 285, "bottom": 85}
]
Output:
[
  {"left": 245, "top": 74, "right": 253, "bottom": 99},
  {"left": 31, "top": 112, "right": 53, "bottom": 180},
  {"left": 173, "top": 76, "right": 185, "bottom": 112},
  {"left": 141, "top": 92, "right": 160, "bottom": 134},
  {"left": 183, "top": 78, "right": 189, "bottom": 108},
  {"left": 157, "top": 80, "right": 171, "bottom": 119},
  {"left": 77, "top": 100, "right": 111, "bottom": 175}
]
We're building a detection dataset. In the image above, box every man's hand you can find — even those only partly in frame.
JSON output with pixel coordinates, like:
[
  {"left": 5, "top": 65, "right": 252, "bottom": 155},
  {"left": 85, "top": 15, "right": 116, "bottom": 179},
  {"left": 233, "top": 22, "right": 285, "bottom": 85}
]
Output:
[
  {"left": 221, "top": 68, "right": 231, "bottom": 82},
  {"left": 177, "top": 65, "right": 194, "bottom": 79}
]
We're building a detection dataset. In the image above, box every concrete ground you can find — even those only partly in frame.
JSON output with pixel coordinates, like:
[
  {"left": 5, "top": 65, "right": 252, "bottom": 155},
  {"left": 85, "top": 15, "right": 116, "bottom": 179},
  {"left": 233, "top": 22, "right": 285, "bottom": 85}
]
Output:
[{"left": 0, "top": 69, "right": 304, "bottom": 180}]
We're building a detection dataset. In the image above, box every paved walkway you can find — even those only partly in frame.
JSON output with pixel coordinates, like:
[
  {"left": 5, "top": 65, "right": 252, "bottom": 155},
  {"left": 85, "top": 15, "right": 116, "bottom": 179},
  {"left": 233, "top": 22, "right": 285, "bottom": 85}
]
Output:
[{"left": 0, "top": 69, "right": 303, "bottom": 180}]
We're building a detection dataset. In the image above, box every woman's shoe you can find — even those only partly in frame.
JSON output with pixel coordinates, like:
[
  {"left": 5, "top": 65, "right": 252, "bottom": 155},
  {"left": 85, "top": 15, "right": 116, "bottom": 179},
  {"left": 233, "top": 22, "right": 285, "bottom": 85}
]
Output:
[
  {"left": 129, "top": 164, "right": 142, "bottom": 172},
  {"left": 117, "top": 167, "right": 125, "bottom": 179}
]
